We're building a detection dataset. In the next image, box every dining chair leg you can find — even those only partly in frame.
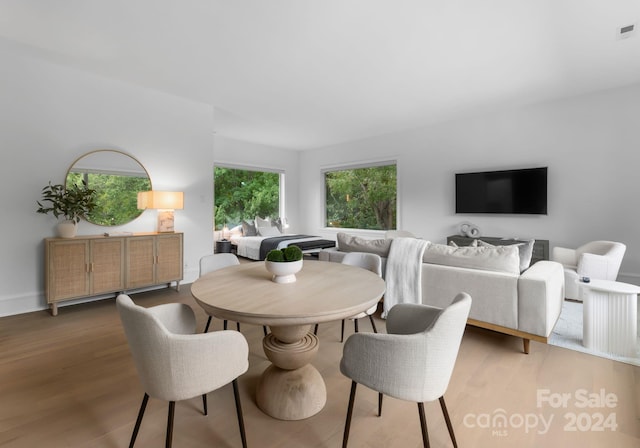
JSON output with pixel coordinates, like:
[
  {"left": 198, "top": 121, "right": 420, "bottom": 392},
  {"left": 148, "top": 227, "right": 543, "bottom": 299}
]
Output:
[
  {"left": 340, "top": 320, "right": 345, "bottom": 342},
  {"left": 166, "top": 401, "right": 175, "bottom": 448},
  {"left": 369, "top": 314, "right": 378, "bottom": 333},
  {"left": 232, "top": 379, "right": 248, "bottom": 448},
  {"left": 263, "top": 326, "right": 268, "bottom": 336},
  {"left": 129, "top": 393, "right": 149, "bottom": 448},
  {"left": 354, "top": 318, "right": 359, "bottom": 333},
  {"left": 202, "top": 394, "right": 208, "bottom": 415},
  {"left": 439, "top": 396, "right": 458, "bottom": 448},
  {"left": 417, "top": 402, "right": 431, "bottom": 448},
  {"left": 224, "top": 320, "right": 228, "bottom": 330},
  {"left": 342, "top": 381, "right": 358, "bottom": 448},
  {"left": 236, "top": 322, "right": 241, "bottom": 331},
  {"left": 314, "top": 324, "right": 319, "bottom": 335},
  {"left": 203, "top": 316, "right": 212, "bottom": 333},
  {"left": 378, "top": 393, "right": 383, "bottom": 417}
]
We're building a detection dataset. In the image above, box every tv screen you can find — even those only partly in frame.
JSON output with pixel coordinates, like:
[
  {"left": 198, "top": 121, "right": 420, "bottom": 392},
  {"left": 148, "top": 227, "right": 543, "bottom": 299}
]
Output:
[{"left": 455, "top": 167, "right": 547, "bottom": 215}]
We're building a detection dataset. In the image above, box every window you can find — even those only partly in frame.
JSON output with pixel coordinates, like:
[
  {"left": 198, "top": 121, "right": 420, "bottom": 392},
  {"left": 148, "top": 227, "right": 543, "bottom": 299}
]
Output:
[
  {"left": 324, "top": 162, "right": 397, "bottom": 230},
  {"left": 214, "top": 166, "right": 282, "bottom": 230}
]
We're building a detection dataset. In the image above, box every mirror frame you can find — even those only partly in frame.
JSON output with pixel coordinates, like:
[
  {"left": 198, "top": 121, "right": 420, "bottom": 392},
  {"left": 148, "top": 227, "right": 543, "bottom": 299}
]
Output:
[{"left": 66, "top": 149, "right": 152, "bottom": 227}]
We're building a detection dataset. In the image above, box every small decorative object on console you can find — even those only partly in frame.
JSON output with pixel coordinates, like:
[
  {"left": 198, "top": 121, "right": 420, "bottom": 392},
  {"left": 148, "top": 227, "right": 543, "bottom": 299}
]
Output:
[{"left": 458, "top": 221, "right": 481, "bottom": 238}]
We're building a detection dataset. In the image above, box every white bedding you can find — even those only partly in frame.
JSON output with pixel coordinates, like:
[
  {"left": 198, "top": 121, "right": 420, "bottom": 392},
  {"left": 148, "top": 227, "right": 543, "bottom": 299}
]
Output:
[{"left": 230, "top": 235, "right": 326, "bottom": 260}]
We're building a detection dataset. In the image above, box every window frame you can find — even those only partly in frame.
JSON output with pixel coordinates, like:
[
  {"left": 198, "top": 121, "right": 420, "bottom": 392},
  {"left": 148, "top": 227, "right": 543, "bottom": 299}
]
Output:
[
  {"left": 321, "top": 159, "right": 399, "bottom": 232},
  {"left": 213, "top": 163, "right": 285, "bottom": 230}
]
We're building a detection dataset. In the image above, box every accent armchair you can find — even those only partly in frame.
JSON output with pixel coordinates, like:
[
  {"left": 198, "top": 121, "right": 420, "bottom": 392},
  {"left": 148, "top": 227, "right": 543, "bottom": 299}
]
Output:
[
  {"left": 116, "top": 294, "right": 249, "bottom": 448},
  {"left": 552, "top": 241, "right": 626, "bottom": 300},
  {"left": 340, "top": 292, "right": 472, "bottom": 448}
]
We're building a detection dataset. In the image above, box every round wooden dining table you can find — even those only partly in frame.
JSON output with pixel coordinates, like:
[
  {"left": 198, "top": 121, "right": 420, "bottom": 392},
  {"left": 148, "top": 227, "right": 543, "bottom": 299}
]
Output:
[{"left": 191, "top": 259, "right": 386, "bottom": 420}]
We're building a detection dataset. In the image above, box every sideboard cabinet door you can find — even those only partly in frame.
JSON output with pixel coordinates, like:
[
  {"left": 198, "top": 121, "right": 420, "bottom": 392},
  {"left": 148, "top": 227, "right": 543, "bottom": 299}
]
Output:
[
  {"left": 46, "top": 239, "right": 90, "bottom": 305},
  {"left": 156, "top": 234, "right": 184, "bottom": 285},
  {"left": 126, "top": 236, "right": 156, "bottom": 289}
]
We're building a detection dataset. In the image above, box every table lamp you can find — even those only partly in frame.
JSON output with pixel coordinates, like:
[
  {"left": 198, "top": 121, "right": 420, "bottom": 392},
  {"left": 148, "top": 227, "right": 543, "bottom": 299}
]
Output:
[
  {"left": 222, "top": 224, "right": 230, "bottom": 241},
  {"left": 137, "top": 191, "right": 184, "bottom": 233}
]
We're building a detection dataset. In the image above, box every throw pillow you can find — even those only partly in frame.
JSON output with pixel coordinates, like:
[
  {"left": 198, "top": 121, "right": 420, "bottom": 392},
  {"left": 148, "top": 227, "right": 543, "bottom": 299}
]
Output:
[
  {"left": 255, "top": 216, "right": 271, "bottom": 229},
  {"left": 337, "top": 232, "right": 392, "bottom": 258},
  {"left": 477, "top": 239, "right": 535, "bottom": 272},
  {"left": 242, "top": 220, "right": 258, "bottom": 236},
  {"left": 258, "top": 226, "right": 281, "bottom": 237}
]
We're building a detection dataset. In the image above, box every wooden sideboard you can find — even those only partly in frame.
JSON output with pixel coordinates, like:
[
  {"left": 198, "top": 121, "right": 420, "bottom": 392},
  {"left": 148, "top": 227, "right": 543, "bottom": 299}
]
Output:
[
  {"left": 446, "top": 235, "right": 549, "bottom": 265},
  {"left": 45, "top": 232, "right": 183, "bottom": 316}
]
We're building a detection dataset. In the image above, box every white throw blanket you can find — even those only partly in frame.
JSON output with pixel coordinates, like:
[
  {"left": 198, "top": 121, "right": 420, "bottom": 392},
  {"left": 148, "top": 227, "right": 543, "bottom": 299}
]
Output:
[{"left": 382, "top": 237, "right": 429, "bottom": 318}]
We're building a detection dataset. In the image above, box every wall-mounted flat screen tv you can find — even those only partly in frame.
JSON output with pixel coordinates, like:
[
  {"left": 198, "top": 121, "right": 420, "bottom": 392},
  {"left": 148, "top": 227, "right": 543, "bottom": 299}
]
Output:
[{"left": 455, "top": 167, "right": 548, "bottom": 215}]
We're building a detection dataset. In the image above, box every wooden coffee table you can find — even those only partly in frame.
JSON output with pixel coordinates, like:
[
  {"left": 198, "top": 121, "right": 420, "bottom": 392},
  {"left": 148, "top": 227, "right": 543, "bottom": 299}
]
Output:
[{"left": 191, "top": 259, "right": 385, "bottom": 420}]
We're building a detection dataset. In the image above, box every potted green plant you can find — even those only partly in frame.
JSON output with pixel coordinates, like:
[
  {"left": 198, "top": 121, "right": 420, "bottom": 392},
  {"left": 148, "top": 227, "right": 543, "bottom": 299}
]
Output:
[
  {"left": 36, "top": 181, "right": 97, "bottom": 238},
  {"left": 265, "top": 245, "right": 304, "bottom": 283}
]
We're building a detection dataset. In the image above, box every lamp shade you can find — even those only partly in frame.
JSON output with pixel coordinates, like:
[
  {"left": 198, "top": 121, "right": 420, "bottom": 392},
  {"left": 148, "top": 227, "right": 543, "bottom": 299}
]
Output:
[{"left": 137, "top": 191, "right": 184, "bottom": 210}]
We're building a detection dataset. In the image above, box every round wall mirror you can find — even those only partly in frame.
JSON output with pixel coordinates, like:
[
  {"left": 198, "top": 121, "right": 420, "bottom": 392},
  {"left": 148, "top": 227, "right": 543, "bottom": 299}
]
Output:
[{"left": 66, "top": 150, "right": 152, "bottom": 226}]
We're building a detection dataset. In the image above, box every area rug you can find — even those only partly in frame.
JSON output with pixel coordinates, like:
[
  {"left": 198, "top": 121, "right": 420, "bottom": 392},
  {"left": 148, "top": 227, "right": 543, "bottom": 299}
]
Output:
[{"left": 549, "top": 300, "right": 640, "bottom": 367}]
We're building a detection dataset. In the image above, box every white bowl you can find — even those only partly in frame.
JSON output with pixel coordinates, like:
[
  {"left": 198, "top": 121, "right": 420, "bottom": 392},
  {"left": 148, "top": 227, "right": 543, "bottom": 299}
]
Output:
[{"left": 265, "top": 260, "right": 303, "bottom": 283}]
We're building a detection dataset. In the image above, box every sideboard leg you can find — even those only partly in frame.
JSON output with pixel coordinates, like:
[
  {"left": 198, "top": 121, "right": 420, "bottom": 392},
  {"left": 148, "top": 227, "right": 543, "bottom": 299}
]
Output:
[
  {"left": 50, "top": 303, "right": 58, "bottom": 317},
  {"left": 523, "top": 338, "right": 530, "bottom": 354}
]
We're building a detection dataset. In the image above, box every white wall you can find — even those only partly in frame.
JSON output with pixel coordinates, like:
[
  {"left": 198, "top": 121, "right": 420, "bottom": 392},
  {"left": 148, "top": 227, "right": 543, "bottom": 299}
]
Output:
[
  {"left": 213, "top": 135, "right": 301, "bottom": 234},
  {"left": 4, "top": 38, "right": 638, "bottom": 317},
  {"left": 0, "top": 42, "right": 216, "bottom": 316},
  {"left": 299, "top": 83, "right": 640, "bottom": 284}
]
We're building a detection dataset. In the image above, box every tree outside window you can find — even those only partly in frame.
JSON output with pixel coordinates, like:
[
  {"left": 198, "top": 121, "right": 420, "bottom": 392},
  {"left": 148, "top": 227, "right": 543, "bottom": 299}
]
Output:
[
  {"left": 214, "top": 166, "right": 280, "bottom": 230},
  {"left": 325, "top": 163, "right": 397, "bottom": 230}
]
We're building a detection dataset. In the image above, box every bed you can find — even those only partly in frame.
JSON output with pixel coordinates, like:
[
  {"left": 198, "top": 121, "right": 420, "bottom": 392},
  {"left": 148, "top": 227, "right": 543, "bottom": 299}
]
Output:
[{"left": 230, "top": 234, "right": 336, "bottom": 260}]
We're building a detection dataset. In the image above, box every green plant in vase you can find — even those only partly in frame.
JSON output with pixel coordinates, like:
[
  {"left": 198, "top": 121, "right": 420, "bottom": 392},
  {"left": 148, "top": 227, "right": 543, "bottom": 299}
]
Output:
[
  {"left": 265, "top": 245, "right": 304, "bottom": 283},
  {"left": 37, "top": 181, "right": 97, "bottom": 238},
  {"left": 266, "top": 245, "right": 303, "bottom": 262}
]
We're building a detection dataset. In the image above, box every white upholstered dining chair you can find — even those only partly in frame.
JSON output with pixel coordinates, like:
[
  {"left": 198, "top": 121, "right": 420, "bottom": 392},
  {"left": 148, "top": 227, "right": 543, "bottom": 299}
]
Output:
[
  {"left": 200, "top": 253, "right": 241, "bottom": 332},
  {"left": 314, "top": 252, "right": 383, "bottom": 341},
  {"left": 340, "top": 252, "right": 383, "bottom": 341},
  {"left": 384, "top": 230, "right": 416, "bottom": 238},
  {"left": 116, "top": 294, "right": 249, "bottom": 448},
  {"left": 340, "top": 292, "right": 472, "bottom": 448},
  {"left": 552, "top": 240, "right": 626, "bottom": 301}
]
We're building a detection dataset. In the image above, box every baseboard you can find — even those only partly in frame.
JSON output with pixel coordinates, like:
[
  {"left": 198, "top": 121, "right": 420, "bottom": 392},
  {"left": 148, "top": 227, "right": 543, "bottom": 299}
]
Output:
[
  {"left": 0, "top": 276, "right": 197, "bottom": 318},
  {"left": 0, "top": 292, "right": 47, "bottom": 317}
]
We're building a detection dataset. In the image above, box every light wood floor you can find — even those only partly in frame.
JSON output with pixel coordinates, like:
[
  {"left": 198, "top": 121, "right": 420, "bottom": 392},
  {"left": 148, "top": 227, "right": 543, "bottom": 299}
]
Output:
[{"left": 1, "top": 286, "right": 639, "bottom": 448}]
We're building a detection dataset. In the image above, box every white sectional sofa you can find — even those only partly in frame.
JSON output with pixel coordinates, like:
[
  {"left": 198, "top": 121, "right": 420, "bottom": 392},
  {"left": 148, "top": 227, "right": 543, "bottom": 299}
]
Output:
[{"left": 319, "top": 233, "right": 565, "bottom": 353}]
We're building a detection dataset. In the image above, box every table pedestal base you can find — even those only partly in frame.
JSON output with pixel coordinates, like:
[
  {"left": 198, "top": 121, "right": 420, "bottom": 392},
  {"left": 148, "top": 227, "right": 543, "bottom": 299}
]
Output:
[
  {"left": 256, "top": 364, "right": 326, "bottom": 420},
  {"left": 256, "top": 325, "right": 326, "bottom": 420}
]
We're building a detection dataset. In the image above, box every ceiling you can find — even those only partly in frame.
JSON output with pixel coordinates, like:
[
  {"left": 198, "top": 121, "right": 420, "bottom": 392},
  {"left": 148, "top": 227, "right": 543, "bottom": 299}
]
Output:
[{"left": 1, "top": 1, "right": 640, "bottom": 150}]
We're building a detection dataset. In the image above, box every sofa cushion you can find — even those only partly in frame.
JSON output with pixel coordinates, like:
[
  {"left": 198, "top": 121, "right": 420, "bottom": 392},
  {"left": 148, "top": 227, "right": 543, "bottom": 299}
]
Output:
[
  {"left": 477, "top": 239, "right": 535, "bottom": 272},
  {"left": 337, "top": 232, "right": 392, "bottom": 258},
  {"left": 422, "top": 243, "right": 520, "bottom": 274}
]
